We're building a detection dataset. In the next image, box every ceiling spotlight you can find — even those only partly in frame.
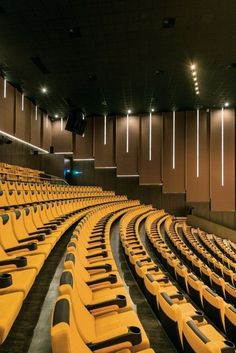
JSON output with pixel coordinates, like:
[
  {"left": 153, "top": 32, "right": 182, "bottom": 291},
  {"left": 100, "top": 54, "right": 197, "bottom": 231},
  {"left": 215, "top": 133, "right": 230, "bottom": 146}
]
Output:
[
  {"left": 192, "top": 71, "right": 197, "bottom": 76},
  {"left": 55, "top": 114, "right": 59, "bottom": 118},
  {"left": 194, "top": 82, "right": 198, "bottom": 86},
  {"left": 41, "top": 87, "right": 48, "bottom": 94},
  {"left": 196, "top": 91, "right": 200, "bottom": 95},
  {"left": 191, "top": 64, "right": 196, "bottom": 70},
  {"left": 127, "top": 109, "right": 131, "bottom": 114},
  {"left": 224, "top": 102, "right": 229, "bottom": 107},
  {"left": 151, "top": 108, "right": 154, "bottom": 112},
  {"left": 193, "top": 77, "right": 197, "bottom": 81}
]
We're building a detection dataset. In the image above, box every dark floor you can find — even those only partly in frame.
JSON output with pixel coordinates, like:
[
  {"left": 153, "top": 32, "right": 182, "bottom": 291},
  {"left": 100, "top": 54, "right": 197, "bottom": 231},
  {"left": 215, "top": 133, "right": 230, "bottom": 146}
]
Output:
[{"left": 111, "top": 221, "right": 178, "bottom": 353}]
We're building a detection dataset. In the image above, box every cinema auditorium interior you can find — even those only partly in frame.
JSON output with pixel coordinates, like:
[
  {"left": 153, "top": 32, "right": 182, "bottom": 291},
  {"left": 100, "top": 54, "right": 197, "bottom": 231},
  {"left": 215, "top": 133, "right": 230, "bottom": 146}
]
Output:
[{"left": 0, "top": 1, "right": 236, "bottom": 353}]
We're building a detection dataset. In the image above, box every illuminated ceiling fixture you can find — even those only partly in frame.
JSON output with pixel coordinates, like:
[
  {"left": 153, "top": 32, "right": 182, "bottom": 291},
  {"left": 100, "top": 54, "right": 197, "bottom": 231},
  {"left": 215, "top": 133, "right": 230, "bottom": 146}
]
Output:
[
  {"left": 41, "top": 87, "right": 48, "bottom": 94},
  {"left": 151, "top": 108, "right": 154, "bottom": 112},
  {"left": 224, "top": 102, "right": 229, "bottom": 107},
  {"left": 191, "top": 64, "right": 196, "bottom": 70},
  {"left": 190, "top": 63, "right": 200, "bottom": 96},
  {"left": 55, "top": 114, "right": 59, "bottom": 118},
  {"left": 127, "top": 109, "right": 132, "bottom": 114}
]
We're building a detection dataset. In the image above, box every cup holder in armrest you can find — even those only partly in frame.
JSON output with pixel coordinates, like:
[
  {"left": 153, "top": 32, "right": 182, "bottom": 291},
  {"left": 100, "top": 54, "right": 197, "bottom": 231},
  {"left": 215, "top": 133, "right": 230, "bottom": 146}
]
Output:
[
  {"left": 224, "top": 340, "right": 235, "bottom": 348},
  {"left": 15, "top": 256, "right": 27, "bottom": 267},
  {"left": 0, "top": 273, "right": 12, "bottom": 288},
  {"left": 128, "top": 326, "right": 141, "bottom": 334}
]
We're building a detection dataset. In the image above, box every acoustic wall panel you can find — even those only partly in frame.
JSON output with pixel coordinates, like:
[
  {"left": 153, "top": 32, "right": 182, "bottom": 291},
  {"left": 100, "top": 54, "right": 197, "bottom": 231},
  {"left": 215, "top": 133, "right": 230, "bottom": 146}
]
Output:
[
  {"left": 94, "top": 115, "right": 115, "bottom": 167},
  {"left": 0, "top": 78, "right": 14, "bottom": 134},
  {"left": 139, "top": 113, "right": 162, "bottom": 185},
  {"left": 186, "top": 110, "right": 210, "bottom": 202},
  {"left": 52, "top": 119, "right": 73, "bottom": 153},
  {"left": 30, "top": 106, "right": 42, "bottom": 147},
  {"left": 163, "top": 111, "right": 185, "bottom": 193},
  {"left": 74, "top": 117, "right": 94, "bottom": 159},
  {"left": 210, "top": 109, "right": 235, "bottom": 211},
  {"left": 41, "top": 113, "right": 51, "bottom": 151},
  {"left": 116, "top": 115, "right": 139, "bottom": 176},
  {"left": 15, "top": 92, "right": 31, "bottom": 142}
]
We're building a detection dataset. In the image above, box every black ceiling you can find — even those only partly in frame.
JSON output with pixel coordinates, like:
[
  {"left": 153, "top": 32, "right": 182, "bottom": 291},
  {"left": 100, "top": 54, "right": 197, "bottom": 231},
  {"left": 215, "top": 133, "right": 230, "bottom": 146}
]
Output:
[{"left": 0, "top": 0, "right": 236, "bottom": 116}]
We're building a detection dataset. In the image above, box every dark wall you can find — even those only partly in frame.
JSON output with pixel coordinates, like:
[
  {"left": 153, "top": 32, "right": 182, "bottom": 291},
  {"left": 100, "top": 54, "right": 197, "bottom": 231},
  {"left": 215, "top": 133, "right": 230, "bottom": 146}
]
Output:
[
  {"left": 71, "top": 160, "right": 186, "bottom": 216},
  {"left": 0, "top": 139, "right": 64, "bottom": 178}
]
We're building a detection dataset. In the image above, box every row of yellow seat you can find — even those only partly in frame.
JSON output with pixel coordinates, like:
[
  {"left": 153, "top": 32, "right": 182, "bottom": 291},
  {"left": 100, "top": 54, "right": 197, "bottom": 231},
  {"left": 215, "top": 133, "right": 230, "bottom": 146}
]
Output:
[
  {"left": 119, "top": 207, "right": 235, "bottom": 353},
  {"left": 144, "top": 211, "right": 236, "bottom": 350},
  {"left": 0, "top": 162, "right": 42, "bottom": 182},
  {"left": 51, "top": 200, "right": 155, "bottom": 353},
  {"left": 213, "top": 235, "right": 236, "bottom": 263},
  {"left": 0, "top": 192, "right": 127, "bottom": 344}
]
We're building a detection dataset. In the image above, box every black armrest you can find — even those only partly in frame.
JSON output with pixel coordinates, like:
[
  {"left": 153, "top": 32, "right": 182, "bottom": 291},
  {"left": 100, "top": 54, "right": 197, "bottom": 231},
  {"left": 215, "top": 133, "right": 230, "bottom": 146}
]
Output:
[
  {"left": 18, "top": 234, "right": 45, "bottom": 243},
  {"left": 29, "top": 228, "right": 51, "bottom": 235},
  {"left": 87, "top": 274, "right": 117, "bottom": 286},
  {"left": 88, "top": 238, "right": 105, "bottom": 244},
  {"left": 90, "top": 234, "right": 105, "bottom": 239},
  {"left": 91, "top": 230, "right": 103, "bottom": 235},
  {"left": 42, "top": 224, "right": 57, "bottom": 230},
  {"left": 87, "top": 326, "right": 142, "bottom": 351},
  {"left": 128, "top": 241, "right": 140, "bottom": 245},
  {"left": 86, "top": 295, "right": 127, "bottom": 311},
  {"left": 0, "top": 256, "right": 27, "bottom": 268},
  {"left": 131, "top": 246, "right": 143, "bottom": 250},
  {"left": 87, "top": 244, "right": 106, "bottom": 251},
  {"left": 6, "top": 242, "right": 38, "bottom": 252},
  {"left": 86, "top": 251, "right": 108, "bottom": 259},
  {"left": 45, "top": 221, "right": 62, "bottom": 226},
  {"left": 85, "top": 264, "right": 112, "bottom": 272},
  {"left": 130, "top": 250, "right": 146, "bottom": 256}
]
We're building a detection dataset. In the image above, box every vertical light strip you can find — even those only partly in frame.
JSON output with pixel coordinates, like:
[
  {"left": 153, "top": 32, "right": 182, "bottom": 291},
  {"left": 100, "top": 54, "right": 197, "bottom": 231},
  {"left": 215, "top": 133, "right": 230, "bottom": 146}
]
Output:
[
  {"left": 126, "top": 113, "right": 129, "bottom": 153},
  {"left": 82, "top": 114, "right": 85, "bottom": 138},
  {"left": 35, "top": 105, "right": 38, "bottom": 121},
  {"left": 149, "top": 112, "right": 152, "bottom": 161},
  {"left": 172, "top": 111, "right": 176, "bottom": 169},
  {"left": 21, "top": 93, "right": 24, "bottom": 111},
  {"left": 60, "top": 117, "right": 63, "bottom": 131},
  {"left": 104, "top": 115, "right": 107, "bottom": 145},
  {"left": 196, "top": 109, "right": 200, "bottom": 178},
  {"left": 3, "top": 78, "right": 7, "bottom": 98},
  {"left": 46, "top": 114, "right": 48, "bottom": 128},
  {"left": 221, "top": 107, "right": 224, "bottom": 187}
]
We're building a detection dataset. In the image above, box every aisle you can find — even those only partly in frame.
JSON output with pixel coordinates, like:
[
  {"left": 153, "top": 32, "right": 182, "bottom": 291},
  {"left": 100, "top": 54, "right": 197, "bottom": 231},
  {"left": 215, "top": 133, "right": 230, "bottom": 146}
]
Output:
[{"left": 110, "top": 220, "right": 178, "bottom": 353}]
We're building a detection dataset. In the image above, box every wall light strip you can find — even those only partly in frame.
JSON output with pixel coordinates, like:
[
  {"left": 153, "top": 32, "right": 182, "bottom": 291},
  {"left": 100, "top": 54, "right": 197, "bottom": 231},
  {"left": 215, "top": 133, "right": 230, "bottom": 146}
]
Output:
[
  {"left": 21, "top": 93, "right": 24, "bottom": 111},
  {"left": 221, "top": 108, "right": 224, "bottom": 187},
  {"left": 35, "top": 105, "right": 38, "bottom": 121},
  {"left": 117, "top": 174, "right": 139, "bottom": 177},
  {"left": 95, "top": 166, "right": 117, "bottom": 169},
  {"left": 104, "top": 115, "right": 107, "bottom": 145},
  {"left": 149, "top": 112, "right": 152, "bottom": 161},
  {"left": 126, "top": 113, "right": 129, "bottom": 153},
  {"left": 0, "top": 129, "right": 48, "bottom": 153},
  {"left": 196, "top": 109, "right": 200, "bottom": 178},
  {"left": 3, "top": 79, "right": 7, "bottom": 99},
  {"left": 172, "top": 111, "right": 176, "bottom": 169},
  {"left": 46, "top": 114, "right": 48, "bottom": 128},
  {"left": 54, "top": 152, "right": 73, "bottom": 155},
  {"left": 60, "top": 117, "right": 63, "bottom": 131},
  {"left": 73, "top": 158, "right": 95, "bottom": 161}
]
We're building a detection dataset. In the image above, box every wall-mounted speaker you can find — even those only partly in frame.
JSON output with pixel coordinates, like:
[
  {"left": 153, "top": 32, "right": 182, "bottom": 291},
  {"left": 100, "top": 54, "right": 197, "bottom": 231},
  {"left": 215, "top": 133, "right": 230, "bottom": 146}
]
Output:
[{"left": 65, "top": 108, "right": 87, "bottom": 136}]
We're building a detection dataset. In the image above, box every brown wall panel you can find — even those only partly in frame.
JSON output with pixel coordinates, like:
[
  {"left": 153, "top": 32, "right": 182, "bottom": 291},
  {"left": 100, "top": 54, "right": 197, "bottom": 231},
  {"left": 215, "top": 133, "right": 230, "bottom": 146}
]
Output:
[
  {"left": 74, "top": 117, "right": 93, "bottom": 159},
  {"left": 30, "top": 106, "right": 42, "bottom": 147},
  {"left": 163, "top": 111, "right": 185, "bottom": 193},
  {"left": 139, "top": 113, "right": 162, "bottom": 185},
  {"left": 0, "top": 78, "right": 14, "bottom": 134},
  {"left": 186, "top": 110, "right": 210, "bottom": 202},
  {"left": 94, "top": 116, "right": 115, "bottom": 167},
  {"left": 15, "top": 92, "right": 31, "bottom": 142},
  {"left": 52, "top": 119, "right": 73, "bottom": 153},
  {"left": 210, "top": 109, "right": 235, "bottom": 211},
  {"left": 41, "top": 113, "right": 51, "bottom": 151},
  {"left": 116, "top": 115, "right": 139, "bottom": 175}
]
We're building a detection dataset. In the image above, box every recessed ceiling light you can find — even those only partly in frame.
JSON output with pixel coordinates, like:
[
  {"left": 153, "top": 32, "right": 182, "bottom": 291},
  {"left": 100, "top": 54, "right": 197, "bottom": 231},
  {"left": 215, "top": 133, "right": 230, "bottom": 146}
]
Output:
[
  {"left": 193, "top": 77, "right": 197, "bottom": 81},
  {"left": 224, "top": 102, "right": 229, "bottom": 107},
  {"left": 162, "top": 17, "right": 176, "bottom": 28},
  {"left": 194, "top": 82, "right": 198, "bottom": 86},
  {"left": 55, "top": 114, "right": 59, "bottom": 118},
  {"left": 192, "top": 71, "right": 197, "bottom": 76},
  {"left": 196, "top": 91, "right": 200, "bottom": 95},
  {"left": 41, "top": 87, "right": 47, "bottom": 94},
  {"left": 191, "top": 64, "right": 196, "bottom": 70},
  {"left": 151, "top": 108, "right": 154, "bottom": 112},
  {"left": 127, "top": 109, "right": 131, "bottom": 114}
]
